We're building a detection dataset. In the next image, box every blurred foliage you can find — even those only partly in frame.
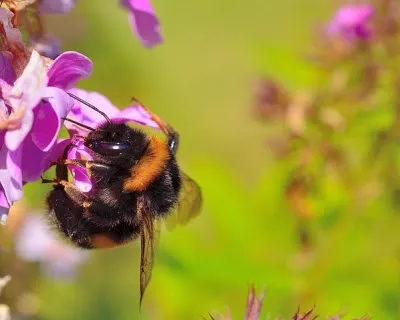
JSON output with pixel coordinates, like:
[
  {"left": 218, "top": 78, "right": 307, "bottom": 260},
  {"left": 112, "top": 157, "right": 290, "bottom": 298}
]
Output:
[{"left": 2, "top": 0, "right": 400, "bottom": 319}]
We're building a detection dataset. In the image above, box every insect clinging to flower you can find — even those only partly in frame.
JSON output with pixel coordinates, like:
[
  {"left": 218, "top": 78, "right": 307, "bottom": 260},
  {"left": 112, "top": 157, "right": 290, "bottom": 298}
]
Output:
[{"left": 42, "top": 94, "right": 202, "bottom": 305}]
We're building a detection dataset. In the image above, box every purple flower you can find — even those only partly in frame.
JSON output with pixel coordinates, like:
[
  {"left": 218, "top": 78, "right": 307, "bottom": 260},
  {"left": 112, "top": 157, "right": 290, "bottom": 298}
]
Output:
[
  {"left": 120, "top": 0, "right": 163, "bottom": 48},
  {"left": 0, "top": 50, "right": 92, "bottom": 222},
  {"left": 64, "top": 88, "right": 160, "bottom": 192},
  {"left": 15, "top": 214, "right": 90, "bottom": 279},
  {"left": 327, "top": 4, "right": 374, "bottom": 40}
]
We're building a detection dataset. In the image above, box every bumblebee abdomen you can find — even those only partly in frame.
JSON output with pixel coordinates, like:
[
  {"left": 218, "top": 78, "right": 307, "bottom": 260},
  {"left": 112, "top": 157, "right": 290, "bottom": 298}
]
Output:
[{"left": 47, "top": 186, "right": 141, "bottom": 249}]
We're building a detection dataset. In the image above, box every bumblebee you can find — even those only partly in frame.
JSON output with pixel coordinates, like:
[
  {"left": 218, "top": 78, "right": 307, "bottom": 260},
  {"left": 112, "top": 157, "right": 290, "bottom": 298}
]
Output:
[{"left": 42, "top": 94, "right": 202, "bottom": 304}]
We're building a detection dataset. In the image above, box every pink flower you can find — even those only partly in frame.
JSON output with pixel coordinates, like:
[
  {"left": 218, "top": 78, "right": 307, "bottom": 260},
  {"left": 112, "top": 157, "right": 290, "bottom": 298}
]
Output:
[
  {"left": 327, "top": 4, "right": 374, "bottom": 41},
  {"left": 15, "top": 214, "right": 90, "bottom": 279},
  {"left": 0, "top": 47, "right": 93, "bottom": 222}
]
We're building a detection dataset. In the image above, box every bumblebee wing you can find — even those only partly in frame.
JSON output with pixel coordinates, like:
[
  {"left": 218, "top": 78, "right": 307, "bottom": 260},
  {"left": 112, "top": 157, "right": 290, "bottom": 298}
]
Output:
[
  {"left": 165, "top": 172, "right": 202, "bottom": 231},
  {"left": 138, "top": 197, "right": 160, "bottom": 307}
]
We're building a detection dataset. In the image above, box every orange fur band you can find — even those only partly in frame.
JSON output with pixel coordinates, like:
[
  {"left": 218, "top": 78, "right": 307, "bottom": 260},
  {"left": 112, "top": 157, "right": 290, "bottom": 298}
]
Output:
[{"left": 123, "top": 136, "right": 170, "bottom": 192}]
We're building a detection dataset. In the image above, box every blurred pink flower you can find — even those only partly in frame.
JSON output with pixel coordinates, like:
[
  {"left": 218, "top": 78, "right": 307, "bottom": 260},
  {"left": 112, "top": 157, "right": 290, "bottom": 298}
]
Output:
[
  {"left": 120, "top": 0, "right": 163, "bottom": 48},
  {"left": 327, "top": 4, "right": 374, "bottom": 40},
  {"left": 15, "top": 214, "right": 90, "bottom": 279},
  {"left": 38, "top": 0, "right": 77, "bottom": 14}
]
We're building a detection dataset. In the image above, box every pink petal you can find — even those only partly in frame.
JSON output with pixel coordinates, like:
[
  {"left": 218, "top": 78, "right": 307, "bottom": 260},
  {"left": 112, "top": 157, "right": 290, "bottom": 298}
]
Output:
[
  {"left": 115, "top": 105, "right": 160, "bottom": 129},
  {"left": 44, "top": 138, "right": 70, "bottom": 168},
  {"left": 67, "top": 88, "right": 119, "bottom": 131},
  {"left": 0, "top": 145, "right": 23, "bottom": 206},
  {"left": 20, "top": 137, "right": 48, "bottom": 182},
  {"left": 69, "top": 165, "right": 92, "bottom": 192},
  {"left": 3, "top": 51, "right": 48, "bottom": 151},
  {"left": 121, "top": 0, "right": 163, "bottom": 48},
  {"left": 7, "top": 50, "right": 47, "bottom": 111},
  {"left": 67, "top": 142, "right": 93, "bottom": 192},
  {"left": 5, "top": 109, "right": 34, "bottom": 151},
  {"left": 47, "top": 52, "right": 93, "bottom": 90},
  {"left": 31, "top": 87, "right": 73, "bottom": 152}
]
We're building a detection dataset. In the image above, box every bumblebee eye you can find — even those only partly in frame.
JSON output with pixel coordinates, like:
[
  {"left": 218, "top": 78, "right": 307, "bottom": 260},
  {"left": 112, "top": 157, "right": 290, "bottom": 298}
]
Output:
[
  {"left": 89, "top": 141, "right": 130, "bottom": 156},
  {"left": 110, "top": 132, "right": 117, "bottom": 141}
]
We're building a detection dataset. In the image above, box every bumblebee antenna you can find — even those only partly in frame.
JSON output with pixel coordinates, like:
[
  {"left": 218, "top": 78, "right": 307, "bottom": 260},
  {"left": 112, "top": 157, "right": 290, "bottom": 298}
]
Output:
[
  {"left": 68, "top": 93, "right": 112, "bottom": 125},
  {"left": 62, "top": 117, "right": 95, "bottom": 132}
]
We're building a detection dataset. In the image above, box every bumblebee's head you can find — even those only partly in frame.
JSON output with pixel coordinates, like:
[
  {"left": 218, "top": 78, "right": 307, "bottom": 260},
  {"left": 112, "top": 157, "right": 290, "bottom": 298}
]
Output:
[{"left": 84, "top": 123, "right": 148, "bottom": 167}]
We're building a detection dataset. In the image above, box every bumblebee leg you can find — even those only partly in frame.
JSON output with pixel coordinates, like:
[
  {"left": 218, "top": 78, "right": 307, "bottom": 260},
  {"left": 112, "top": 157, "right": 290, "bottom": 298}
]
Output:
[
  {"left": 46, "top": 141, "right": 76, "bottom": 181},
  {"left": 131, "top": 97, "right": 180, "bottom": 154},
  {"left": 42, "top": 178, "right": 89, "bottom": 204},
  {"left": 53, "top": 159, "right": 114, "bottom": 172},
  {"left": 52, "top": 159, "right": 118, "bottom": 185}
]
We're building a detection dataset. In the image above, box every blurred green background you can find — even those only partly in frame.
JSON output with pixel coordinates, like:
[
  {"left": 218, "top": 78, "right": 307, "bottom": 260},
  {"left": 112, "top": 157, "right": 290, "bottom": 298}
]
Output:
[{"left": 4, "top": 0, "right": 400, "bottom": 319}]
